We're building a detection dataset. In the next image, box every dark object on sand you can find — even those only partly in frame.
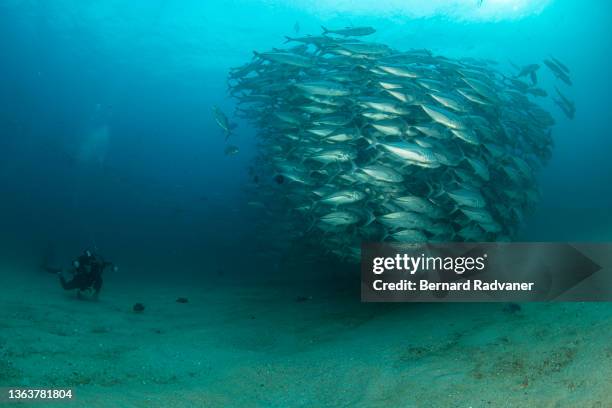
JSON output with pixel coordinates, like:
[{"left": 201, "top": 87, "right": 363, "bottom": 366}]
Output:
[
  {"left": 176, "top": 297, "right": 189, "bottom": 303},
  {"left": 133, "top": 303, "right": 145, "bottom": 313},
  {"left": 503, "top": 303, "right": 522, "bottom": 314},
  {"left": 295, "top": 295, "right": 312, "bottom": 302},
  {"left": 274, "top": 174, "right": 285, "bottom": 185}
]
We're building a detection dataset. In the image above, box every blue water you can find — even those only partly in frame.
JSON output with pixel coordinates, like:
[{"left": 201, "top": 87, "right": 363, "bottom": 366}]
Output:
[{"left": 1, "top": 1, "right": 611, "bottom": 273}]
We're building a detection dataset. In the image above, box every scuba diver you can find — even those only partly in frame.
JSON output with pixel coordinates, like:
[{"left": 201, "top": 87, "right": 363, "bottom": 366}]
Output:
[{"left": 57, "top": 249, "right": 117, "bottom": 298}]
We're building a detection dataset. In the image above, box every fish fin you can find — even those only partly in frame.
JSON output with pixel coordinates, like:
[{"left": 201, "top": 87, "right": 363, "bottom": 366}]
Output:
[
  {"left": 321, "top": 25, "right": 329, "bottom": 34},
  {"left": 455, "top": 143, "right": 467, "bottom": 162},
  {"left": 508, "top": 59, "right": 520, "bottom": 72},
  {"left": 365, "top": 197, "right": 379, "bottom": 208},
  {"left": 305, "top": 217, "right": 318, "bottom": 233},
  {"left": 310, "top": 199, "right": 320, "bottom": 213},
  {"left": 326, "top": 168, "right": 343, "bottom": 184},
  {"left": 364, "top": 133, "right": 380, "bottom": 150},
  {"left": 363, "top": 209, "right": 375, "bottom": 227},
  {"left": 428, "top": 182, "right": 445, "bottom": 198}
]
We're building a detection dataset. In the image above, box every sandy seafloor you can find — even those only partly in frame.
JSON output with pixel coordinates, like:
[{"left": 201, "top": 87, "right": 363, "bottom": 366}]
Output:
[{"left": 1, "top": 266, "right": 611, "bottom": 408}]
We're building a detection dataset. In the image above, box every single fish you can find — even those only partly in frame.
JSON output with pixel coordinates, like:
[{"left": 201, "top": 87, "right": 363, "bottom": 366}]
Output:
[
  {"left": 421, "top": 104, "right": 467, "bottom": 130},
  {"left": 358, "top": 165, "right": 404, "bottom": 183},
  {"left": 322, "top": 26, "right": 376, "bottom": 37},
  {"left": 224, "top": 145, "right": 239, "bottom": 155},
  {"left": 212, "top": 105, "right": 236, "bottom": 139},
  {"left": 319, "top": 211, "right": 360, "bottom": 226},
  {"left": 254, "top": 51, "right": 313, "bottom": 68},
  {"left": 294, "top": 81, "right": 351, "bottom": 97},
  {"left": 319, "top": 190, "right": 366, "bottom": 206}
]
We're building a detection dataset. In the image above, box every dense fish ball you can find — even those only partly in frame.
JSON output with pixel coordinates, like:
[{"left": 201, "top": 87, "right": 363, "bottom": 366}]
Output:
[{"left": 229, "top": 27, "right": 557, "bottom": 263}]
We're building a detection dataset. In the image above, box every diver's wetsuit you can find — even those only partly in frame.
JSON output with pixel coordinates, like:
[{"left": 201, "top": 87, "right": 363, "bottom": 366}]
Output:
[{"left": 60, "top": 252, "right": 112, "bottom": 296}]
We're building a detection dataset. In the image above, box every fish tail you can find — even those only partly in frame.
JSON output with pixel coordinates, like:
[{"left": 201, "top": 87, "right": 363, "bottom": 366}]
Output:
[
  {"left": 455, "top": 143, "right": 467, "bottom": 162},
  {"left": 326, "top": 166, "right": 343, "bottom": 184},
  {"left": 284, "top": 36, "right": 293, "bottom": 43},
  {"left": 321, "top": 25, "right": 329, "bottom": 34},
  {"left": 428, "top": 181, "right": 445, "bottom": 198},
  {"left": 363, "top": 209, "right": 375, "bottom": 227},
  {"left": 364, "top": 133, "right": 379, "bottom": 151},
  {"left": 305, "top": 217, "right": 317, "bottom": 233},
  {"left": 309, "top": 199, "right": 319, "bottom": 213}
]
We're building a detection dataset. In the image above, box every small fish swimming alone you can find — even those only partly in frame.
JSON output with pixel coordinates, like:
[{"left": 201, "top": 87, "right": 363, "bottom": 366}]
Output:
[
  {"left": 212, "top": 105, "right": 236, "bottom": 140},
  {"left": 224, "top": 145, "right": 239, "bottom": 156},
  {"left": 516, "top": 63, "right": 539, "bottom": 85},
  {"left": 553, "top": 87, "right": 576, "bottom": 119},
  {"left": 543, "top": 59, "right": 572, "bottom": 86},
  {"left": 550, "top": 56, "right": 570, "bottom": 74}
]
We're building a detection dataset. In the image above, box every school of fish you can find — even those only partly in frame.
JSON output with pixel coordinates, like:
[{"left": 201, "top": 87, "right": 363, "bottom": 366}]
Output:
[{"left": 225, "top": 27, "right": 573, "bottom": 262}]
